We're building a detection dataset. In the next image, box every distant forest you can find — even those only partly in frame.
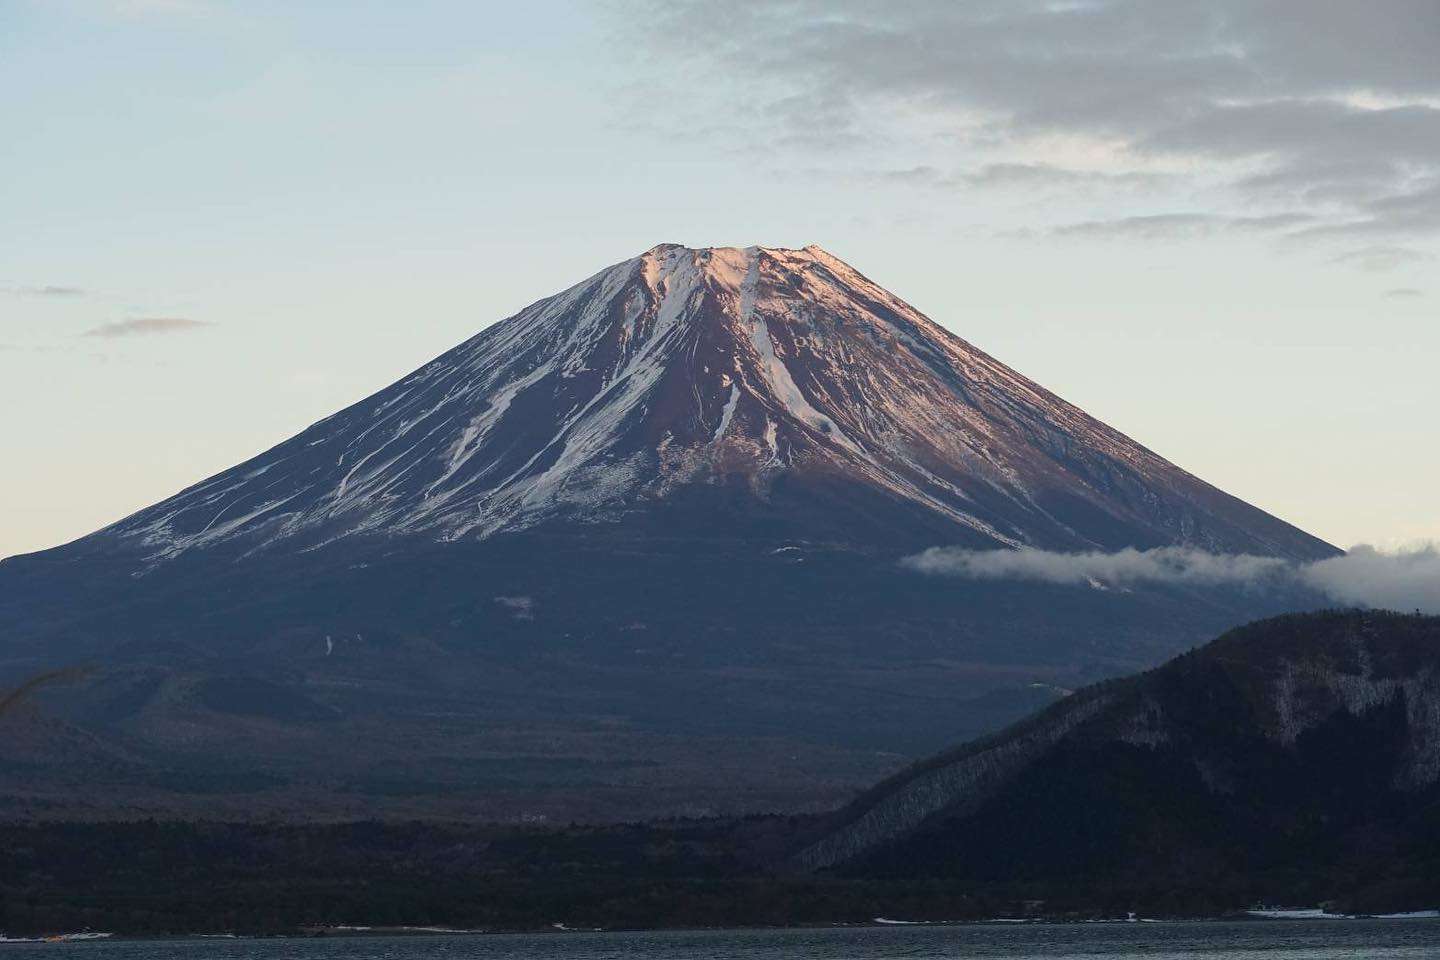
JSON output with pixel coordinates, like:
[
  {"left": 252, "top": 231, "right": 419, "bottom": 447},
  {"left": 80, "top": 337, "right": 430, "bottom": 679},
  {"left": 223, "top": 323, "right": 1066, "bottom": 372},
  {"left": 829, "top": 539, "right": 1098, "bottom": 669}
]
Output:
[{"left": 1, "top": 817, "right": 1436, "bottom": 935}]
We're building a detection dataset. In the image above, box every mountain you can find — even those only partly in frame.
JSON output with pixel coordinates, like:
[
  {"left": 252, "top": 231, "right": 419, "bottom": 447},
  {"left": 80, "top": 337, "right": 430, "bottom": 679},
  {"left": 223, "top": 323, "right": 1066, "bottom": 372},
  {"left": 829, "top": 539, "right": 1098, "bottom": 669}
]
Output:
[
  {"left": 800, "top": 610, "right": 1440, "bottom": 911},
  {"left": 0, "top": 244, "right": 1336, "bottom": 820},
  {"left": 59, "top": 244, "right": 1330, "bottom": 561}
]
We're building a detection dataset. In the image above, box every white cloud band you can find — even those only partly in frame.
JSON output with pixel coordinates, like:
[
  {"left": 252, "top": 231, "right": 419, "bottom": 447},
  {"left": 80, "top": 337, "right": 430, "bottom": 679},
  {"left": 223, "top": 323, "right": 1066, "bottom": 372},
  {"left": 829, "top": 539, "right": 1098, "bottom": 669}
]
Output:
[{"left": 902, "top": 543, "right": 1440, "bottom": 614}]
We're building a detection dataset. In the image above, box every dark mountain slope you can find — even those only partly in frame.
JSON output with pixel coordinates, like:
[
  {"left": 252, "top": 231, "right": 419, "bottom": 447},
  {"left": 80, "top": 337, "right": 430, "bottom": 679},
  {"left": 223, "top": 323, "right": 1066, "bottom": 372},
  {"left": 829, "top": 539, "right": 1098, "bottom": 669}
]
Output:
[
  {"left": 1, "top": 533, "right": 1323, "bottom": 821},
  {"left": 800, "top": 610, "right": 1440, "bottom": 909}
]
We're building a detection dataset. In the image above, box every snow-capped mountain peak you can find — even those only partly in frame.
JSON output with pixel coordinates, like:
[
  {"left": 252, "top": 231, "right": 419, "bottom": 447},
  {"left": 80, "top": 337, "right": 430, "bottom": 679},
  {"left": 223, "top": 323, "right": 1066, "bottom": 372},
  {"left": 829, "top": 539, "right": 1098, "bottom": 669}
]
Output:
[{"left": 92, "top": 244, "right": 1334, "bottom": 562}]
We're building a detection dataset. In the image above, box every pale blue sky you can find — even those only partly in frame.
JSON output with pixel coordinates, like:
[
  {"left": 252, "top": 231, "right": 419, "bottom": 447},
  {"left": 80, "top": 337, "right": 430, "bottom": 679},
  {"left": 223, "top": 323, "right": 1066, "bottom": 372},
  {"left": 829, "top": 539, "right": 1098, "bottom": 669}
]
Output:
[{"left": 3, "top": 0, "right": 1437, "bottom": 558}]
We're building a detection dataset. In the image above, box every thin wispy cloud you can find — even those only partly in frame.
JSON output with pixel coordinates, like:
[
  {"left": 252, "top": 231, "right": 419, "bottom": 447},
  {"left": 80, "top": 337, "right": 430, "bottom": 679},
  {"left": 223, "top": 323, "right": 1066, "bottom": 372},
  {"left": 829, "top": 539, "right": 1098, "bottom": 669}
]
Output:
[
  {"left": 903, "top": 544, "right": 1440, "bottom": 615},
  {"left": 626, "top": 0, "right": 1440, "bottom": 249},
  {"left": 109, "top": 0, "right": 213, "bottom": 16},
  {"left": 853, "top": 163, "right": 1169, "bottom": 193},
  {"left": 4, "top": 285, "right": 86, "bottom": 298},
  {"left": 0, "top": 343, "right": 108, "bottom": 360},
  {"left": 963, "top": 163, "right": 1169, "bottom": 191},
  {"left": 1331, "top": 245, "right": 1436, "bottom": 272},
  {"left": 1384, "top": 287, "right": 1424, "bottom": 299},
  {"left": 82, "top": 317, "right": 213, "bottom": 338},
  {"left": 1052, "top": 212, "right": 1316, "bottom": 241}
]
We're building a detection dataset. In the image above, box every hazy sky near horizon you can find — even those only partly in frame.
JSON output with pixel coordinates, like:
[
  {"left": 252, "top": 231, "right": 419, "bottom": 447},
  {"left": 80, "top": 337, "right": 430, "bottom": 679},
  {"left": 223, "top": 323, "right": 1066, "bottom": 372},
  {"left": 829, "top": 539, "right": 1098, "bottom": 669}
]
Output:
[{"left": 2, "top": 0, "right": 1437, "bottom": 559}]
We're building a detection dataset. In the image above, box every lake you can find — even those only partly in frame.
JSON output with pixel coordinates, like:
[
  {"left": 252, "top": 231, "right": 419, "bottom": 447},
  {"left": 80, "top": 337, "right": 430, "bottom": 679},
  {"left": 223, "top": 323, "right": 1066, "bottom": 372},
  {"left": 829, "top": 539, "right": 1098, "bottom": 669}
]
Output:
[{"left": 5, "top": 921, "right": 1440, "bottom": 959}]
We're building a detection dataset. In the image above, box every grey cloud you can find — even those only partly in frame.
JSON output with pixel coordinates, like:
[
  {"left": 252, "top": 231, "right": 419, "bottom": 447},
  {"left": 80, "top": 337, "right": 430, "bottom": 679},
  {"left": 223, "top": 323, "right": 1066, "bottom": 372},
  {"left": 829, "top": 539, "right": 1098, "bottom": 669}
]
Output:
[
  {"left": 626, "top": 0, "right": 1440, "bottom": 243},
  {"left": 865, "top": 166, "right": 947, "bottom": 187},
  {"left": 82, "top": 317, "right": 213, "bottom": 338},
  {"left": 1384, "top": 287, "right": 1424, "bottom": 299},
  {"left": 1238, "top": 159, "right": 1406, "bottom": 209},
  {"left": 1331, "top": 245, "right": 1436, "bottom": 272},
  {"left": 902, "top": 544, "right": 1440, "bottom": 614},
  {"left": 1143, "top": 100, "right": 1440, "bottom": 169},
  {"left": 1292, "top": 180, "right": 1440, "bottom": 242},
  {"left": 961, "top": 163, "right": 1167, "bottom": 190},
  {"left": 1054, "top": 214, "right": 1219, "bottom": 240}
]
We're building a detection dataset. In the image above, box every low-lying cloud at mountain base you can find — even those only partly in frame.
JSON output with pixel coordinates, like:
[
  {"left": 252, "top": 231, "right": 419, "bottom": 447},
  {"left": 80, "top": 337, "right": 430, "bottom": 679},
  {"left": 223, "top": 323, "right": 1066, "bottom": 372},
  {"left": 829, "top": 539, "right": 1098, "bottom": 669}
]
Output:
[
  {"left": 1303, "top": 545, "right": 1440, "bottom": 613},
  {"left": 903, "top": 543, "right": 1440, "bottom": 614}
]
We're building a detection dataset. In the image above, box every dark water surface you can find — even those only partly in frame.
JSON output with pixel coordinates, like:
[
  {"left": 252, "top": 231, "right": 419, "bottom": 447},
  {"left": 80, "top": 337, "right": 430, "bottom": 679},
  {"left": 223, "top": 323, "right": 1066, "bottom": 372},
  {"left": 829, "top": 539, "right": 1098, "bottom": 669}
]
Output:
[{"left": 8, "top": 922, "right": 1440, "bottom": 959}]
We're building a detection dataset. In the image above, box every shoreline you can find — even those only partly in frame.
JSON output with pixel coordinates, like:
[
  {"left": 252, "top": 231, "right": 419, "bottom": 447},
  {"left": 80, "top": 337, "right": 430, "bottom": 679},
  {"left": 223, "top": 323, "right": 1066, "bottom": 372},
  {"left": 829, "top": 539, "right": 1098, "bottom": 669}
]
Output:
[{"left": 8, "top": 911, "right": 1440, "bottom": 944}]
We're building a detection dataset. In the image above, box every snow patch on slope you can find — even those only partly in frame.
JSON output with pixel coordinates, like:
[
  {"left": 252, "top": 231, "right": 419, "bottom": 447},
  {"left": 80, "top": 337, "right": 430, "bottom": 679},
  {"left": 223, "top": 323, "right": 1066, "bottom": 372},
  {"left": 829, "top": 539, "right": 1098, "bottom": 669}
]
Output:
[{"left": 713, "top": 383, "right": 741, "bottom": 444}]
